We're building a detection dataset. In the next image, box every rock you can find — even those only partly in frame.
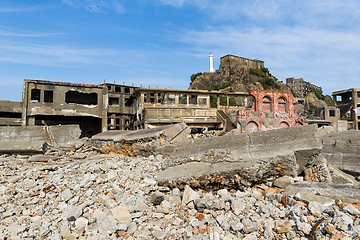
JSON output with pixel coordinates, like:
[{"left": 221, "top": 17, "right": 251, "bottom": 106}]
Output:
[
  {"left": 8, "top": 224, "right": 26, "bottom": 235},
  {"left": 111, "top": 205, "right": 132, "bottom": 222},
  {"left": 151, "top": 190, "right": 165, "bottom": 206},
  {"left": 274, "top": 220, "right": 292, "bottom": 233},
  {"left": 63, "top": 205, "right": 83, "bottom": 220},
  {"left": 182, "top": 185, "right": 199, "bottom": 206},
  {"left": 94, "top": 209, "right": 118, "bottom": 235},
  {"left": 75, "top": 217, "right": 88, "bottom": 234},
  {"left": 243, "top": 222, "right": 261, "bottom": 233},
  {"left": 60, "top": 189, "right": 74, "bottom": 202},
  {"left": 274, "top": 176, "right": 294, "bottom": 189},
  {"left": 342, "top": 204, "right": 360, "bottom": 215}
]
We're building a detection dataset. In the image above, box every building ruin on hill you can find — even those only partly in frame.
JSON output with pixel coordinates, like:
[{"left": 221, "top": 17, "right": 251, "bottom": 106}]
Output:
[{"left": 286, "top": 77, "right": 323, "bottom": 97}]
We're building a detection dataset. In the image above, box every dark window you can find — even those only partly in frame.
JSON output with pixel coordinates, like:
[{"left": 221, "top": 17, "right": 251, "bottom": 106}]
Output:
[
  {"left": 298, "top": 100, "right": 304, "bottom": 105},
  {"left": 329, "top": 110, "right": 336, "bottom": 117},
  {"left": 109, "top": 97, "right": 119, "bottom": 105},
  {"left": 107, "top": 86, "right": 112, "bottom": 91},
  {"left": 125, "top": 87, "right": 130, "bottom": 93},
  {"left": 116, "top": 118, "right": 120, "bottom": 124},
  {"left": 115, "top": 86, "right": 121, "bottom": 92},
  {"left": 65, "top": 91, "right": 98, "bottom": 105},
  {"left": 44, "top": 90, "right": 53, "bottom": 103},
  {"left": 150, "top": 93, "right": 154, "bottom": 97},
  {"left": 31, "top": 89, "right": 41, "bottom": 102},
  {"left": 125, "top": 98, "right": 129, "bottom": 103}
]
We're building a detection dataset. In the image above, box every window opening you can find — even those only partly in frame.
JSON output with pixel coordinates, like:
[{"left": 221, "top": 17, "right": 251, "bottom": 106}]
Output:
[
  {"left": 263, "top": 96, "right": 272, "bottom": 112},
  {"left": 65, "top": 91, "right": 98, "bottom": 105},
  {"left": 31, "top": 89, "right": 41, "bottom": 102},
  {"left": 278, "top": 97, "right": 287, "bottom": 113},
  {"left": 109, "top": 97, "right": 119, "bottom": 105},
  {"left": 115, "top": 86, "right": 121, "bottom": 92},
  {"left": 44, "top": 90, "right": 53, "bottom": 103},
  {"left": 329, "top": 110, "right": 336, "bottom": 117},
  {"left": 189, "top": 95, "right": 197, "bottom": 105},
  {"left": 125, "top": 87, "right": 130, "bottom": 93}
]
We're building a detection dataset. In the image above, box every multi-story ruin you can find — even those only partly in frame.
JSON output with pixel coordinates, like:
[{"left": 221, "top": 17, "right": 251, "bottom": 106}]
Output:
[
  {"left": 286, "top": 77, "right": 323, "bottom": 97},
  {"left": 126, "top": 88, "right": 247, "bottom": 131},
  {"left": 332, "top": 88, "right": 360, "bottom": 130},
  {"left": 0, "top": 79, "right": 138, "bottom": 137}
]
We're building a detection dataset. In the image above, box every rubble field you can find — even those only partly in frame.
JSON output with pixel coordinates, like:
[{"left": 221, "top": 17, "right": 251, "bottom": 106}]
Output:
[{"left": 0, "top": 149, "right": 360, "bottom": 240}]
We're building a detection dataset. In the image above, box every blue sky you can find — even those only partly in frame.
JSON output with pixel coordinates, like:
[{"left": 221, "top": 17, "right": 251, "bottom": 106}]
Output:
[{"left": 1, "top": 0, "right": 359, "bottom": 101}]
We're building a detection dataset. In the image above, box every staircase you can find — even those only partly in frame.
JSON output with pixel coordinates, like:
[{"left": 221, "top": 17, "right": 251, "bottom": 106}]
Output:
[{"left": 217, "top": 110, "right": 235, "bottom": 132}]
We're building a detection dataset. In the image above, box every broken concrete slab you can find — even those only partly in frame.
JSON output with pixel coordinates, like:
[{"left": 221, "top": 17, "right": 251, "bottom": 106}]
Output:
[
  {"left": 0, "top": 125, "right": 81, "bottom": 153},
  {"left": 91, "top": 123, "right": 191, "bottom": 156},
  {"left": 157, "top": 125, "right": 326, "bottom": 189},
  {"left": 328, "top": 165, "right": 359, "bottom": 185},
  {"left": 160, "top": 124, "right": 321, "bottom": 166},
  {"left": 319, "top": 130, "right": 360, "bottom": 175},
  {"left": 157, "top": 152, "right": 301, "bottom": 190},
  {"left": 282, "top": 182, "right": 360, "bottom": 204}
]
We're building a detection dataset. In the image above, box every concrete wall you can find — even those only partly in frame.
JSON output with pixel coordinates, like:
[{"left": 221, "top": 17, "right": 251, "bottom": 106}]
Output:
[
  {"left": 0, "top": 125, "right": 81, "bottom": 153},
  {"left": 0, "top": 100, "right": 22, "bottom": 126},
  {"left": 220, "top": 54, "right": 264, "bottom": 69}
]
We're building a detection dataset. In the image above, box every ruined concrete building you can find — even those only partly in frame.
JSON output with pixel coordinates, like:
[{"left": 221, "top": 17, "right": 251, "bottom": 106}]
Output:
[
  {"left": 236, "top": 90, "right": 308, "bottom": 133},
  {"left": 219, "top": 54, "right": 264, "bottom": 69},
  {"left": 332, "top": 88, "right": 360, "bottom": 130},
  {"left": 126, "top": 88, "right": 247, "bottom": 131},
  {"left": 286, "top": 77, "right": 323, "bottom": 97},
  {"left": 0, "top": 79, "right": 137, "bottom": 137}
]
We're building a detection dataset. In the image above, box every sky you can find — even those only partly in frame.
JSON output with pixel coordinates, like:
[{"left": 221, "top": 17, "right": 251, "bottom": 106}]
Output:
[{"left": 0, "top": 0, "right": 359, "bottom": 101}]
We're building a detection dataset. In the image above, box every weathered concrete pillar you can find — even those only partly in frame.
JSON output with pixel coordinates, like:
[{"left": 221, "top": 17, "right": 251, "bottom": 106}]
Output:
[
  {"left": 206, "top": 96, "right": 210, "bottom": 108},
  {"left": 175, "top": 93, "right": 179, "bottom": 106},
  {"left": 101, "top": 87, "right": 108, "bottom": 132},
  {"left": 22, "top": 80, "right": 29, "bottom": 126}
]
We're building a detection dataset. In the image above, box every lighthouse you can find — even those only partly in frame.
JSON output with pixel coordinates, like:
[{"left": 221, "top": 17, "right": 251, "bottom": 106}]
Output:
[{"left": 209, "top": 52, "right": 214, "bottom": 73}]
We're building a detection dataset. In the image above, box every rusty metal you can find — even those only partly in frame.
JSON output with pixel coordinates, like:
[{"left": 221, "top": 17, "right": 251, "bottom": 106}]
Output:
[{"left": 312, "top": 217, "right": 325, "bottom": 240}]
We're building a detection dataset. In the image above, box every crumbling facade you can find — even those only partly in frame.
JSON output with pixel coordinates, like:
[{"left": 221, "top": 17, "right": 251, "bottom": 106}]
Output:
[
  {"left": 286, "top": 77, "right": 323, "bottom": 97},
  {"left": 127, "top": 88, "right": 247, "bottom": 131},
  {"left": 20, "top": 79, "right": 137, "bottom": 137},
  {"left": 332, "top": 88, "right": 360, "bottom": 130},
  {"left": 236, "top": 90, "right": 308, "bottom": 133},
  {"left": 0, "top": 100, "right": 22, "bottom": 126},
  {"left": 219, "top": 54, "right": 264, "bottom": 69}
]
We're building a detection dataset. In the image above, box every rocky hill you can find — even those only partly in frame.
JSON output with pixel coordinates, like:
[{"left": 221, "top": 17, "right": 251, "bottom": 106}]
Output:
[{"left": 189, "top": 62, "right": 291, "bottom": 94}]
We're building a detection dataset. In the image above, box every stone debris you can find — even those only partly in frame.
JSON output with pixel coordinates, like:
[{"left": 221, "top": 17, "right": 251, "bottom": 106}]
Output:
[{"left": 0, "top": 151, "right": 360, "bottom": 240}]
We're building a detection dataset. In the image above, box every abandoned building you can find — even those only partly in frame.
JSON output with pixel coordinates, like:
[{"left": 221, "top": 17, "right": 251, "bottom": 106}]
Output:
[
  {"left": 236, "top": 90, "right": 308, "bottom": 133},
  {"left": 0, "top": 100, "right": 22, "bottom": 126},
  {"left": 286, "top": 77, "right": 323, "bottom": 97},
  {"left": 126, "top": 88, "right": 247, "bottom": 131},
  {"left": 219, "top": 54, "right": 265, "bottom": 69},
  {"left": 332, "top": 88, "right": 360, "bottom": 130},
  {"left": 0, "top": 79, "right": 138, "bottom": 137}
]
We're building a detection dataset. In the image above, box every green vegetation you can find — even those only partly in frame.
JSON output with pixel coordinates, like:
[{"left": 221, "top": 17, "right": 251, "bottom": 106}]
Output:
[
  {"left": 210, "top": 96, "right": 240, "bottom": 108},
  {"left": 309, "top": 102, "right": 318, "bottom": 109},
  {"left": 289, "top": 87, "right": 297, "bottom": 97},
  {"left": 311, "top": 90, "right": 325, "bottom": 101},
  {"left": 249, "top": 67, "right": 282, "bottom": 91},
  {"left": 212, "top": 76, "right": 232, "bottom": 90},
  {"left": 190, "top": 72, "right": 202, "bottom": 85}
]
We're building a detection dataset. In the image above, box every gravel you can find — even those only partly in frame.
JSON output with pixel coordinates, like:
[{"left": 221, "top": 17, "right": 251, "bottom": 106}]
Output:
[{"left": 0, "top": 152, "right": 359, "bottom": 239}]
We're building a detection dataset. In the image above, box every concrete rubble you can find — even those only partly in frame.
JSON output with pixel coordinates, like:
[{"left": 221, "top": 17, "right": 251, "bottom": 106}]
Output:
[
  {"left": 0, "top": 123, "right": 359, "bottom": 239},
  {"left": 0, "top": 125, "right": 82, "bottom": 154}
]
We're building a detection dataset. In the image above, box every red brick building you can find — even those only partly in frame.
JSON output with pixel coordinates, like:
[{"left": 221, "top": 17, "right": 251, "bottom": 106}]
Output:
[{"left": 237, "top": 90, "right": 307, "bottom": 133}]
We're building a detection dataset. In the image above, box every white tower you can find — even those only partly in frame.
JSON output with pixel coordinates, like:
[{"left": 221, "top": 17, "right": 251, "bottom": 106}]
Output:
[{"left": 209, "top": 52, "right": 214, "bottom": 72}]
